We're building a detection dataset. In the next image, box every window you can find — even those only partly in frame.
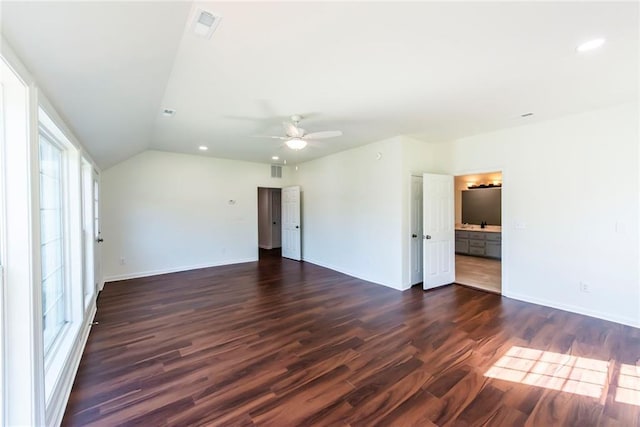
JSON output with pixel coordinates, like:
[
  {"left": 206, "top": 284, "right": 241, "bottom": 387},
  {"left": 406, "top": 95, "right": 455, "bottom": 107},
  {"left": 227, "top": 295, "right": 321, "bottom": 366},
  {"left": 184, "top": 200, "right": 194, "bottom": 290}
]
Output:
[
  {"left": 3, "top": 51, "right": 101, "bottom": 426},
  {"left": 81, "top": 160, "right": 94, "bottom": 305},
  {"left": 93, "top": 179, "right": 99, "bottom": 240},
  {"left": 39, "top": 130, "right": 67, "bottom": 353}
]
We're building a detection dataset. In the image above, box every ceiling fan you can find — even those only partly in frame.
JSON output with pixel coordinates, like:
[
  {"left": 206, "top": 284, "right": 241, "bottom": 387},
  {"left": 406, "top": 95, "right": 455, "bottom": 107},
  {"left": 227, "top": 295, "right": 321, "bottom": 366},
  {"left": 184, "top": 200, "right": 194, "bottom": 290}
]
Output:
[{"left": 256, "top": 115, "right": 342, "bottom": 150}]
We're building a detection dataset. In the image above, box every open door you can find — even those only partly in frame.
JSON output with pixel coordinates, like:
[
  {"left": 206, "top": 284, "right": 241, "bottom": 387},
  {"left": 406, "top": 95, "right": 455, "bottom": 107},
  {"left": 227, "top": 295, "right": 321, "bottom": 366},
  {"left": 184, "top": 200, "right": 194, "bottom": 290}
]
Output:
[
  {"left": 281, "top": 185, "right": 301, "bottom": 260},
  {"left": 423, "top": 173, "right": 455, "bottom": 290}
]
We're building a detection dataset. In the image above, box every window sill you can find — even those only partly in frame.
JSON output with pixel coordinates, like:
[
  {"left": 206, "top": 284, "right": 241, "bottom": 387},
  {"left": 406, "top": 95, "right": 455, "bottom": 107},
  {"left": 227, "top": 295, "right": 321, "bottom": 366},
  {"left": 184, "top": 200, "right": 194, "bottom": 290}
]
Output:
[{"left": 44, "top": 319, "right": 80, "bottom": 406}]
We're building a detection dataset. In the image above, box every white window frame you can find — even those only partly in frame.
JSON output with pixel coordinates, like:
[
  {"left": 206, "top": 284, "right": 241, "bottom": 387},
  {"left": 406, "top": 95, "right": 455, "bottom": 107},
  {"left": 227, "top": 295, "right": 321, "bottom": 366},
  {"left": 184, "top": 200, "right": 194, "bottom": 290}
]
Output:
[
  {"left": 1, "top": 52, "right": 46, "bottom": 427},
  {"left": 38, "top": 126, "right": 71, "bottom": 356},
  {"left": 2, "top": 42, "right": 101, "bottom": 427},
  {"left": 0, "top": 65, "right": 7, "bottom": 427},
  {"left": 81, "top": 158, "right": 95, "bottom": 307},
  {"left": 37, "top": 108, "right": 83, "bottom": 409}
]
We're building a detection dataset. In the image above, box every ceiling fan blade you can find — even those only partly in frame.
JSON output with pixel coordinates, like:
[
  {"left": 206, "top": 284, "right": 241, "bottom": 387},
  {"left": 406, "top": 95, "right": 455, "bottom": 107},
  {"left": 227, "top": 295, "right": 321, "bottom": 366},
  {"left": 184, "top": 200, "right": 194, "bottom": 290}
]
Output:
[
  {"left": 283, "top": 121, "right": 303, "bottom": 138},
  {"left": 303, "top": 130, "right": 343, "bottom": 140},
  {"left": 251, "top": 135, "right": 288, "bottom": 140}
]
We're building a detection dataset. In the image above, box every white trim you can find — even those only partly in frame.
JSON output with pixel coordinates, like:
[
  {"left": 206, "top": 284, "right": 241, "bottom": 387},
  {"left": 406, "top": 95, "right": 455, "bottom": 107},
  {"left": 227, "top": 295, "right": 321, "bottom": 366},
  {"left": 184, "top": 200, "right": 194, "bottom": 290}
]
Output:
[
  {"left": 504, "top": 290, "right": 640, "bottom": 328},
  {"left": 0, "top": 36, "right": 34, "bottom": 86},
  {"left": 46, "top": 302, "right": 96, "bottom": 427},
  {"left": 0, "top": 68, "right": 6, "bottom": 427},
  {"left": 1, "top": 54, "right": 45, "bottom": 426},
  {"left": 302, "top": 257, "right": 403, "bottom": 291},
  {"left": 102, "top": 257, "right": 258, "bottom": 283}
]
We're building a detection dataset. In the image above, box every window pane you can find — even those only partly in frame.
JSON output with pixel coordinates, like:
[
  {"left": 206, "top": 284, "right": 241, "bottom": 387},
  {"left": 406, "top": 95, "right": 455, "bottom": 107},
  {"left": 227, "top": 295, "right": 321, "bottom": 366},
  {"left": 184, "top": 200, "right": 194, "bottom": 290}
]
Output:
[
  {"left": 39, "top": 133, "right": 66, "bottom": 353},
  {"left": 41, "top": 241, "right": 62, "bottom": 281},
  {"left": 40, "top": 175, "right": 61, "bottom": 210},
  {"left": 40, "top": 209, "right": 61, "bottom": 245}
]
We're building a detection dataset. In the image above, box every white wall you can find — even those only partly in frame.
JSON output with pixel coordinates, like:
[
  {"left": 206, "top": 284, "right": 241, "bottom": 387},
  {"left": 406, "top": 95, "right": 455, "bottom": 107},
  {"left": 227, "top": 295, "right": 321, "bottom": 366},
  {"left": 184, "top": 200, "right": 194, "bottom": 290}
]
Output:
[
  {"left": 446, "top": 102, "right": 639, "bottom": 327},
  {"left": 102, "top": 150, "right": 289, "bottom": 281},
  {"left": 102, "top": 103, "right": 639, "bottom": 328},
  {"left": 293, "top": 137, "right": 406, "bottom": 289}
]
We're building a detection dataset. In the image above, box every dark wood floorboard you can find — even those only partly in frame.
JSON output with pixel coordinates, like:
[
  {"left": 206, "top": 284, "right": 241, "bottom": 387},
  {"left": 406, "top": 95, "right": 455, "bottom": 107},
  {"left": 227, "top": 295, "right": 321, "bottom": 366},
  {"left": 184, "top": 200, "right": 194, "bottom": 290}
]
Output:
[{"left": 63, "top": 249, "right": 640, "bottom": 426}]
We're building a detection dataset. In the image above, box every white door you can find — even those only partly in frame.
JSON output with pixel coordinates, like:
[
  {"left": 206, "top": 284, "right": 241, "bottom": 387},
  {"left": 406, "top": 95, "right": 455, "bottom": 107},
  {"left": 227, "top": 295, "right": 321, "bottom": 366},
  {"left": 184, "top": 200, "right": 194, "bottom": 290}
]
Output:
[
  {"left": 423, "top": 173, "right": 455, "bottom": 290},
  {"left": 411, "top": 176, "right": 423, "bottom": 285},
  {"left": 281, "top": 186, "right": 301, "bottom": 260},
  {"left": 271, "top": 189, "right": 282, "bottom": 248}
]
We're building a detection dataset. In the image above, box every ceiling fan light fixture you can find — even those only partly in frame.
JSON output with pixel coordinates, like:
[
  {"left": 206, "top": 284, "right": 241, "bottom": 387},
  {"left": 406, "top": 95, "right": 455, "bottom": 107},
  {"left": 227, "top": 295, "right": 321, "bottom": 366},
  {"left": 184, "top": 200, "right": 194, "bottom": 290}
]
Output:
[{"left": 286, "top": 138, "right": 307, "bottom": 150}]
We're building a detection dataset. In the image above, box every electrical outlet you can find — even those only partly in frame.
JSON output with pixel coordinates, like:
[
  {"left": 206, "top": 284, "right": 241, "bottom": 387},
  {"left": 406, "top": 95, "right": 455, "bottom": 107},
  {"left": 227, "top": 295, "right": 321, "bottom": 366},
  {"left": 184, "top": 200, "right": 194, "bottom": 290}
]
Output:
[
  {"left": 579, "top": 282, "right": 589, "bottom": 293},
  {"left": 119, "top": 257, "right": 126, "bottom": 265}
]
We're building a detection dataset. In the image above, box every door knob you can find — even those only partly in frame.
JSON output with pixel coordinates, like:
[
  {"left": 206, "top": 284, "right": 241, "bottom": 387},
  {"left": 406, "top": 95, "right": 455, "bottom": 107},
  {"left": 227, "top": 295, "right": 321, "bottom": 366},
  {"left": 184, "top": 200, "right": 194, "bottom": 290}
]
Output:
[
  {"left": 412, "top": 234, "right": 417, "bottom": 238},
  {"left": 295, "top": 225, "right": 299, "bottom": 229},
  {"left": 97, "top": 237, "right": 104, "bottom": 243},
  {"left": 424, "top": 235, "right": 431, "bottom": 240}
]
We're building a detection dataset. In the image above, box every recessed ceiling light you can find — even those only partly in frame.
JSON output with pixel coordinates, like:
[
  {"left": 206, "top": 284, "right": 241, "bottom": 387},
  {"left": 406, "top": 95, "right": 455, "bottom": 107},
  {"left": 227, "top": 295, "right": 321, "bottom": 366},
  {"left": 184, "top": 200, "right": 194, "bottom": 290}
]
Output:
[
  {"left": 162, "top": 108, "right": 176, "bottom": 117},
  {"left": 271, "top": 156, "right": 279, "bottom": 160},
  {"left": 198, "top": 146, "right": 208, "bottom": 151},
  {"left": 577, "top": 38, "right": 605, "bottom": 53}
]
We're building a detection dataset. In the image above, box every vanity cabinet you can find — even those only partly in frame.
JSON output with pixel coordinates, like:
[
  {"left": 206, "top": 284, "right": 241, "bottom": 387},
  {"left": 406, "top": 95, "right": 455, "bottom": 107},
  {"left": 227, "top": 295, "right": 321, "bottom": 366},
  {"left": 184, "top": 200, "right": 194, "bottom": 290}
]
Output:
[
  {"left": 455, "top": 230, "right": 501, "bottom": 259},
  {"left": 486, "top": 242, "right": 501, "bottom": 258},
  {"left": 455, "top": 231, "right": 470, "bottom": 254}
]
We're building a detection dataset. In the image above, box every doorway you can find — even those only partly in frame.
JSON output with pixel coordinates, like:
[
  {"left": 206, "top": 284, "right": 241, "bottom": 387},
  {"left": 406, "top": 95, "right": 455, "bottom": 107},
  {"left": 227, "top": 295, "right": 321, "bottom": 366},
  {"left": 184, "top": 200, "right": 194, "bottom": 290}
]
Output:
[
  {"left": 257, "top": 187, "right": 282, "bottom": 259},
  {"left": 410, "top": 175, "right": 423, "bottom": 286},
  {"left": 454, "top": 171, "right": 502, "bottom": 294}
]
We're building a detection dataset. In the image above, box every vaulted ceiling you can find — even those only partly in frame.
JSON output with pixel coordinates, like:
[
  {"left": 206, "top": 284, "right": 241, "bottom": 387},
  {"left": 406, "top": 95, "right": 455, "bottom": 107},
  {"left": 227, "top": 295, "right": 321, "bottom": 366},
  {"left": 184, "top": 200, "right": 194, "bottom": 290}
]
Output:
[{"left": 2, "top": 1, "right": 637, "bottom": 169}]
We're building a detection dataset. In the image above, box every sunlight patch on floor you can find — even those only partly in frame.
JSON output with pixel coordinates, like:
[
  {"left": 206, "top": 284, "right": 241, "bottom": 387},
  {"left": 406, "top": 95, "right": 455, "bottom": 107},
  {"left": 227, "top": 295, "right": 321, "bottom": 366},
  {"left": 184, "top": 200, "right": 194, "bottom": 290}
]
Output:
[
  {"left": 615, "top": 364, "right": 640, "bottom": 406},
  {"left": 484, "top": 346, "right": 609, "bottom": 399}
]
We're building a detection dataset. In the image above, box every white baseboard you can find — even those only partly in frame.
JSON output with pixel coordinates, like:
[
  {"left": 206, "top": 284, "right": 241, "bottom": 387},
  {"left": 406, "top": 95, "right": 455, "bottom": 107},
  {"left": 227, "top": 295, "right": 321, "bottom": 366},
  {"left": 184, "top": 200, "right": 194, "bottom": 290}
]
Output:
[
  {"left": 103, "top": 257, "right": 258, "bottom": 283},
  {"left": 302, "top": 257, "right": 403, "bottom": 291},
  {"left": 47, "top": 303, "right": 96, "bottom": 427},
  {"left": 504, "top": 290, "right": 640, "bottom": 328}
]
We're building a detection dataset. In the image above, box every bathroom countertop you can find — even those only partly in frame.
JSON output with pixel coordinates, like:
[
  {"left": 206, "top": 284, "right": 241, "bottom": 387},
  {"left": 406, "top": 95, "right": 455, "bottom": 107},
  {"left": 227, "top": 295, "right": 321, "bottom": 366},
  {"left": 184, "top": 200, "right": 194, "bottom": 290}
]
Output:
[{"left": 455, "top": 225, "right": 502, "bottom": 233}]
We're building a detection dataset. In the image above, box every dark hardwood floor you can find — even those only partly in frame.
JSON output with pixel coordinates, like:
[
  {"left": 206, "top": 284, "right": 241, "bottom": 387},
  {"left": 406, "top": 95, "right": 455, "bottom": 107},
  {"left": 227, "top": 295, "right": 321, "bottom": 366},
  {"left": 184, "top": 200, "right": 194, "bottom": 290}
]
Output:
[{"left": 63, "top": 250, "right": 640, "bottom": 426}]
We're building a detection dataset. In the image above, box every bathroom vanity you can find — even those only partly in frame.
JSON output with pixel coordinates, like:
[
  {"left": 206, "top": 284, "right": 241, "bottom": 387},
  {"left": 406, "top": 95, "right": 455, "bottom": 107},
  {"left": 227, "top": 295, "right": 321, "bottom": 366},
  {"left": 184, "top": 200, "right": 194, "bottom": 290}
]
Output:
[{"left": 455, "top": 226, "right": 501, "bottom": 259}]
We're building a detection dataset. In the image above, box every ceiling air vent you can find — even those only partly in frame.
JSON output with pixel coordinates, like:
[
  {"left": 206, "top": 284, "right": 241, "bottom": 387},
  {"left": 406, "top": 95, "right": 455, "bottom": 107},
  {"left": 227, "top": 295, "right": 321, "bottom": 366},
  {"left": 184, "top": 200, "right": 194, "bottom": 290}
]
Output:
[
  {"left": 192, "top": 9, "right": 221, "bottom": 39},
  {"left": 271, "top": 165, "right": 282, "bottom": 179}
]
